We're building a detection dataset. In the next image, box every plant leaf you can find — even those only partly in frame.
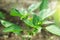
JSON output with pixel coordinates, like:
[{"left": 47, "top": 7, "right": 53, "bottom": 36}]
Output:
[
  {"left": 0, "top": 12, "right": 5, "bottom": 19},
  {"left": 39, "top": 9, "right": 56, "bottom": 20},
  {"left": 3, "top": 26, "right": 15, "bottom": 32},
  {"left": 3, "top": 25, "right": 21, "bottom": 33},
  {"left": 28, "top": 2, "right": 41, "bottom": 12},
  {"left": 1, "top": 20, "right": 21, "bottom": 34},
  {"left": 10, "top": 8, "right": 21, "bottom": 16},
  {"left": 39, "top": 0, "right": 48, "bottom": 11},
  {"left": 24, "top": 18, "right": 34, "bottom": 28},
  {"left": 46, "top": 25, "right": 60, "bottom": 36},
  {"left": 43, "top": 21, "right": 54, "bottom": 25},
  {"left": 24, "top": 18, "right": 39, "bottom": 28},
  {"left": 33, "top": 14, "right": 41, "bottom": 26},
  {"left": 1, "top": 20, "right": 14, "bottom": 27},
  {"left": 19, "top": 8, "right": 29, "bottom": 20},
  {"left": 10, "top": 8, "right": 29, "bottom": 20}
]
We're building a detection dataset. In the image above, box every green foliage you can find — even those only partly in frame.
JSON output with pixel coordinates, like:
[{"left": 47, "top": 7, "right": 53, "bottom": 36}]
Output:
[
  {"left": 0, "top": 12, "right": 5, "bottom": 19},
  {"left": 10, "top": 8, "right": 20, "bottom": 16},
  {"left": 0, "top": 0, "right": 60, "bottom": 37},
  {"left": 10, "top": 8, "right": 29, "bottom": 20},
  {"left": 46, "top": 25, "right": 60, "bottom": 36},
  {"left": 24, "top": 18, "right": 34, "bottom": 28},
  {"left": 28, "top": 3, "right": 41, "bottom": 12},
  {"left": 10, "top": 8, "right": 42, "bottom": 36},
  {"left": 32, "top": 14, "right": 41, "bottom": 26},
  {"left": 39, "top": 0, "right": 48, "bottom": 11},
  {"left": 9, "top": 0, "right": 58, "bottom": 36},
  {"left": 1, "top": 20, "right": 22, "bottom": 35},
  {"left": 39, "top": 9, "right": 56, "bottom": 20},
  {"left": 43, "top": 21, "right": 54, "bottom": 25},
  {"left": 1, "top": 20, "right": 13, "bottom": 27}
]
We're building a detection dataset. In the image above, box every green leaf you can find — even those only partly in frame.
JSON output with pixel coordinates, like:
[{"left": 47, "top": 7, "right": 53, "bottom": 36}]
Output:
[
  {"left": 39, "top": 9, "right": 56, "bottom": 20},
  {"left": 10, "top": 8, "right": 21, "bottom": 16},
  {"left": 33, "top": 14, "right": 41, "bottom": 26},
  {"left": 3, "top": 26, "right": 15, "bottom": 32},
  {"left": 1, "top": 20, "right": 13, "bottom": 27},
  {"left": 28, "top": 3, "right": 41, "bottom": 12},
  {"left": 3, "top": 25, "right": 21, "bottom": 34},
  {"left": 19, "top": 8, "right": 29, "bottom": 20},
  {"left": 24, "top": 17, "right": 41, "bottom": 29},
  {"left": 0, "top": 12, "right": 5, "bottom": 19},
  {"left": 10, "top": 8, "right": 29, "bottom": 20},
  {"left": 43, "top": 21, "right": 54, "bottom": 25},
  {"left": 46, "top": 25, "right": 60, "bottom": 36},
  {"left": 39, "top": 0, "right": 48, "bottom": 11},
  {"left": 24, "top": 19, "right": 34, "bottom": 28},
  {"left": 33, "top": 27, "right": 42, "bottom": 34},
  {"left": 1, "top": 20, "right": 22, "bottom": 34}
]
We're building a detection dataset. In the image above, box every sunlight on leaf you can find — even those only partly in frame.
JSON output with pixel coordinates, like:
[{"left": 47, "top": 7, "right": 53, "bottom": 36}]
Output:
[
  {"left": 1, "top": 20, "right": 13, "bottom": 27},
  {"left": 53, "top": 4, "right": 60, "bottom": 26},
  {"left": 39, "top": 8, "right": 56, "bottom": 20},
  {"left": 28, "top": 2, "right": 41, "bottom": 12},
  {"left": 46, "top": 25, "right": 60, "bottom": 36},
  {"left": 43, "top": 21, "right": 54, "bottom": 25}
]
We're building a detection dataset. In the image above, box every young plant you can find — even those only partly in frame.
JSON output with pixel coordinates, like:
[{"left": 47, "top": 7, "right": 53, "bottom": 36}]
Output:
[
  {"left": 0, "top": 0, "right": 60, "bottom": 39},
  {"left": 0, "top": 11, "right": 22, "bottom": 35},
  {"left": 10, "top": 0, "right": 57, "bottom": 36}
]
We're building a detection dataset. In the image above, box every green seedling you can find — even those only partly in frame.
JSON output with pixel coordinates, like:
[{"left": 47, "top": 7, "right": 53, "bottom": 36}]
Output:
[{"left": 0, "top": 0, "right": 60, "bottom": 38}]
